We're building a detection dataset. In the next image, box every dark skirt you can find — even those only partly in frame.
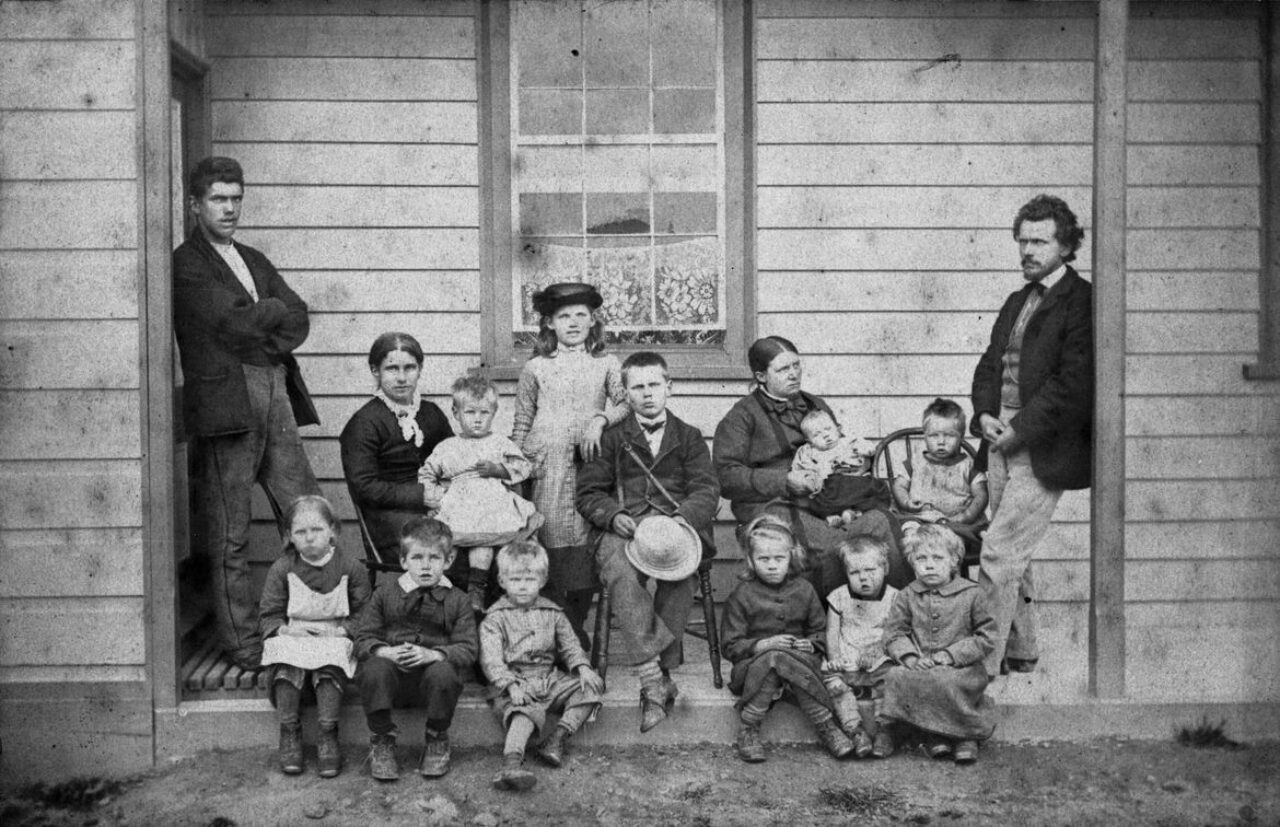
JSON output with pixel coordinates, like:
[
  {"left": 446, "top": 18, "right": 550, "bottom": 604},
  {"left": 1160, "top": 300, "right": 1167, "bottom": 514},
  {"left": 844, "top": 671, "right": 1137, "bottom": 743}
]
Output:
[
  {"left": 881, "top": 662, "right": 995, "bottom": 740},
  {"left": 729, "top": 649, "right": 833, "bottom": 713}
]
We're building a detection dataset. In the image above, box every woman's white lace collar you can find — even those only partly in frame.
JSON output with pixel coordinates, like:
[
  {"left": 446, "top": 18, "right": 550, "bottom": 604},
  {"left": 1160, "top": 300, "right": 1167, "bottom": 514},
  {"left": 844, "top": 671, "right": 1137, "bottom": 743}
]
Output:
[{"left": 375, "top": 389, "right": 424, "bottom": 447}]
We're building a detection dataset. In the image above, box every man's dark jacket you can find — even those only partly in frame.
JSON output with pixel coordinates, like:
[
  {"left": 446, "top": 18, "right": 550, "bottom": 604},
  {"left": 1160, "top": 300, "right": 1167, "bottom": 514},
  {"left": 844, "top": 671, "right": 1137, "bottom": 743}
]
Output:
[
  {"left": 576, "top": 412, "right": 721, "bottom": 560},
  {"left": 173, "top": 228, "right": 318, "bottom": 438},
  {"left": 971, "top": 266, "right": 1093, "bottom": 490}
]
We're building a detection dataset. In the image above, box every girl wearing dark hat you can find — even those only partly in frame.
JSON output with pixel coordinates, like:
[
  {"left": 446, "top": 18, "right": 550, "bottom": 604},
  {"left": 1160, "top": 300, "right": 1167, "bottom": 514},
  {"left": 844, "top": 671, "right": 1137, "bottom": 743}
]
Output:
[
  {"left": 712, "top": 337, "right": 909, "bottom": 602},
  {"left": 511, "top": 282, "right": 629, "bottom": 643}
]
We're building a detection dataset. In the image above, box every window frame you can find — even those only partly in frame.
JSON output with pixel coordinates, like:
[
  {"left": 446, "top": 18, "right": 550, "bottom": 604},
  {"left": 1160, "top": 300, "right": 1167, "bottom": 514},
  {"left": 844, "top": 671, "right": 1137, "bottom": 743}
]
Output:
[{"left": 478, "top": 0, "right": 753, "bottom": 380}]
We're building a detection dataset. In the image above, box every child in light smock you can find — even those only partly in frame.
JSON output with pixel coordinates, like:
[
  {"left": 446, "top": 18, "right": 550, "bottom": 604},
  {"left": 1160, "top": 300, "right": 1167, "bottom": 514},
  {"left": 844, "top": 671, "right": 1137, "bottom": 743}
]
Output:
[
  {"left": 419, "top": 375, "right": 543, "bottom": 612},
  {"left": 259, "top": 495, "right": 372, "bottom": 778},
  {"left": 891, "top": 398, "right": 988, "bottom": 541},
  {"left": 876, "top": 524, "right": 996, "bottom": 764},
  {"left": 480, "top": 539, "right": 603, "bottom": 791},
  {"left": 721, "top": 515, "right": 855, "bottom": 763},
  {"left": 821, "top": 535, "right": 899, "bottom": 758}
]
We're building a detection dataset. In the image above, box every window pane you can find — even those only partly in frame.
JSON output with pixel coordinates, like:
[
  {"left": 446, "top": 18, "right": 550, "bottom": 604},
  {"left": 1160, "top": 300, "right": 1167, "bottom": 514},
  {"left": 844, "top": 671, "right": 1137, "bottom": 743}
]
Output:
[
  {"left": 517, "top": 146, "right": 582, "bottom": 192},
  {"left": 652, "top": 145, "right": 717, "bottom": 190},
  {"left": 519, "top": 193, "right": 582, "bottom": 236},
  {"left": 586, "top": 88, "right": 649, "bottom": 135},
  {"left": 515, "top": 0, "right": 582, "bottom": 88},
  {"left": 519, "top": 89, "right": 581, "bottom": 136},
  {"left": 654, "top": 192, "right": 717, "bottom": 234},
  {"left": 652, "top": 0, "right": 716, "bottom": 87},
  {"left": 586, "top": 193, "right": 650, "bottom": 235},
  {"left": 583, "top": 0, "right": 648, "bottom": 88},
  {"left": 582, "top": 145, "right": 648, "bottom": 192},
  {"left": 587, "top": 237, "right": 653, "bottom": 326},
  {"left": 654, "top": 89, "right": 715, "bottom": 134}
]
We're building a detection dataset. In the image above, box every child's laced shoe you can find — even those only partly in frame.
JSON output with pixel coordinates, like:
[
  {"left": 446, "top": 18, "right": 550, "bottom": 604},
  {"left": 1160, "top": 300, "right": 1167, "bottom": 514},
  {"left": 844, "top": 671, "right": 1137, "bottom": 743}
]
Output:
[
  {"left": 638, "top": 665, "right": 677, "bottom": 733},
  {"left": 317, "top": 725, "right": 342, "bottom": 778},
  {"left": 851, "top": 726, "right": 874, "bottom": 759},
  {"left": 533, "top": 725, "right": 570, "bottom": 768},
  {"left": 492, "top": 752, "right": 537, "bottom": 791},
  {"left": 870, "top": 728, "right": 895, "bottom": 759},
  {"left": 419, "top": 728, "right": 451, "bottom": 777},
  {"left": 924, "top": 734, "right": 953, "bottom": 759},
  {"left": 735, "top": 722, "right": 766, "bottom": 763},
  {"left": 368, "top": 733, "right": 399, "bottom": 781},
  {"left": 278, "top": 724, "right": 303, "bottom": 774},
  {"left": 953, "top": 739, "right": 979, "bottom": 764},
  {"left": 815, "top": 718, "right": 855, "bottom": 759}
]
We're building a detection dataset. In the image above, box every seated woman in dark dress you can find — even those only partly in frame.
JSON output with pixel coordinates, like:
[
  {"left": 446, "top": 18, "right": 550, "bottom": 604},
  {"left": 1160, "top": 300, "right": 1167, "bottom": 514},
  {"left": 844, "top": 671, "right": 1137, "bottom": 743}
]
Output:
[
  {"left": 712, "top": 336, "right": 909, "bottom": 598},
  {"left": 339, "top": 332, "right": 453, "bottom": 560}
]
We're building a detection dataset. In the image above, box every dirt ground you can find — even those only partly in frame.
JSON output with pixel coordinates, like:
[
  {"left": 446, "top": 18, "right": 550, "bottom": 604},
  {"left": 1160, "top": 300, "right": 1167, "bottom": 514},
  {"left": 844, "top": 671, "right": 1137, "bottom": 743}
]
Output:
[{"left": 3, "top": 735, "right": 1277, "bottom": 827}]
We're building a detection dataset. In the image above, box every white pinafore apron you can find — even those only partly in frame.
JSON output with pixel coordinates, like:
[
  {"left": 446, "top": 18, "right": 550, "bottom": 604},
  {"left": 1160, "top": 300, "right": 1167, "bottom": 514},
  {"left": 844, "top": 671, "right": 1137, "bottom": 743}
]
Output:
[{"left": 261, "top": 573, "right": 358, "bottom": 678}]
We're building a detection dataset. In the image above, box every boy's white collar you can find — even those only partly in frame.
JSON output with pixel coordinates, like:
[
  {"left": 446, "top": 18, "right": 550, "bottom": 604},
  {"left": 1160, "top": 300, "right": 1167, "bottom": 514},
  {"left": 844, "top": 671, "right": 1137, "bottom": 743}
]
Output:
[{"left": 398, "top": 571, "right": 454, "bottom": 592}]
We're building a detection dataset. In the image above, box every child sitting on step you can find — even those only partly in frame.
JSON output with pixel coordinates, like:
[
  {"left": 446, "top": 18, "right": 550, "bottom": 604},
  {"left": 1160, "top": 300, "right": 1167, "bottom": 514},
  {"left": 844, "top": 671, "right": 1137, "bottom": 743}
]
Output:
[
  {"left": 480, "top": 539, "right": 604, "bottom": 791},
  {"left": 721, "top": 514, "right": 854, "bottom": 763},
  {"left": 354, "top": 517, "right": 477, "bottom": 781},
  {"left": 821, "top": 535, "right": 899, "bottom": 758},
  {"left": 259, "top": 494, "right": 371, "bottom": 778},
  {"left": 876, "top": 524, "right": 996, "bottom": 764}
]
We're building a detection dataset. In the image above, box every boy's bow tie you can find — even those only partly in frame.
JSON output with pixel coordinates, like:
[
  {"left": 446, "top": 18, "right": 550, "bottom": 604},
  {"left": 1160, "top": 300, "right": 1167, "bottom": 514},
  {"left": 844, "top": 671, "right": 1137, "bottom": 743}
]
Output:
[{"left": 639, "top": 419, "right": 666, "bottom": 433}]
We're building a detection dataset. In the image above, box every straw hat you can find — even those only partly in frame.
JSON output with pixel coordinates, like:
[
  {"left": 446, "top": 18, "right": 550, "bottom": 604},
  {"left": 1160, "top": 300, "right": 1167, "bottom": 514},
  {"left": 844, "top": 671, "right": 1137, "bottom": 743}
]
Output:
[
  {"left": 531, "top": 282, "right": 603, "bottom": 317},
  {"left": 624, "top": 515, "right": 701, "bottom": 581}
]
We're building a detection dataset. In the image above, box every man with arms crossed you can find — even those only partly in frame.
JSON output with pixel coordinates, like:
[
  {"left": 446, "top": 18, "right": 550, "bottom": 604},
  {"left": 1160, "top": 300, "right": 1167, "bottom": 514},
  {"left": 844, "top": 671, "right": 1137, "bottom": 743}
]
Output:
[
  {"left": 971, "top": 194, "right": 1093, "bottom": 678},
  {"left": 174, "top": 156, "right": 321, "bottom": 668}
]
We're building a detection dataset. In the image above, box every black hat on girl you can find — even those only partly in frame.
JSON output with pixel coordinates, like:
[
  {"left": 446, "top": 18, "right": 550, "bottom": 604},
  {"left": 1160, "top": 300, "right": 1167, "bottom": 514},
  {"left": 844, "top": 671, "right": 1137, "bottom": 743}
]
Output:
[{"left": 531, "top": 282, "right": 604, "bottom": 317}]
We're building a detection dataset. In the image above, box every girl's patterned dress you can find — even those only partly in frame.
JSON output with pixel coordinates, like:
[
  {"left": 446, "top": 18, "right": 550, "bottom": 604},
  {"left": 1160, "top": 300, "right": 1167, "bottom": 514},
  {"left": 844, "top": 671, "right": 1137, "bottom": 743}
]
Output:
[
  {"left": 511, "top": 345, "right": 627, "bottom": 591},
  {"left": 418, "top": 432, "right": 539, "bottom": 547}
]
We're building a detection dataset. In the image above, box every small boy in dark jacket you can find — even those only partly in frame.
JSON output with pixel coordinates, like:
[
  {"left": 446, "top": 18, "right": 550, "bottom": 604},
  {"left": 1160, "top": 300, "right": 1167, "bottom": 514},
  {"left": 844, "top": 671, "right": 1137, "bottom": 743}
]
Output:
[{"left": 354, "top": 517, "right": 477, "bottom": 781}]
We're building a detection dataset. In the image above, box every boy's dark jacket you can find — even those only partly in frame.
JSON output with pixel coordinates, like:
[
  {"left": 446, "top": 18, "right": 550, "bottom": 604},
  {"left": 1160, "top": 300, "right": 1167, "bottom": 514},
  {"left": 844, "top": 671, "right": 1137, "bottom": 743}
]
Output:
[
  {"left": 971, "top": 266, "right": 1093, "bottom": 491},
  {"left": 172, "top": 227, "right": 318, "bottom": 439},
  {"left": 576, "top": 411, "right": 720, "bottom": 559},
  {"left": 352, "top": 575, "right": 478, "bottom": 668}
]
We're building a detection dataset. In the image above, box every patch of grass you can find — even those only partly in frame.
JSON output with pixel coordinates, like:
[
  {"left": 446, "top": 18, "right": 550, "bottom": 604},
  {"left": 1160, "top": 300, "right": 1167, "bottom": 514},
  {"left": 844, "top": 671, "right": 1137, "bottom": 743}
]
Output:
[
  {"left": 1175, "top": 717, "right": 1242, "bottom": 750},
  {"left": 16, "top": 776, "right": 130, "bottom": 811},
  {"left": 817, "top": 784, "right": 905, "bottom": 818}
]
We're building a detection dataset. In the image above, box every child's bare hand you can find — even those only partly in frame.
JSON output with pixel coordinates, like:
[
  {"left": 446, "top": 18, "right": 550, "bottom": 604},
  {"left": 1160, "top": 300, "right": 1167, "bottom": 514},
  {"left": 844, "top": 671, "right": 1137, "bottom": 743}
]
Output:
[
  {"left": 398, "top": 644, "right": 440, "bottom": 669},
  {"left": 472, "top": 459, "right": 508, "bottom": 479},
  {"left": 577, "top": 666, "right": 604, "bottom": 695},
  {"left": 931, "top": 650, "right": 955, "bottom": 667},
  {"left": 612, "top": 513, "right": 638, "bottom": 539},
  {"left": 791, "top": 638, "right": 815, "bottom": 654},
  {"left": 906, "top": 498, "right": 925, "bottom": 512},
  {"left": 580, "top": 417, "right": 605, "bottom": 462},
  {"left": 756, "top": 635, "right": 796, "bottom": 652},
  {"left": 901, "top": 654, "right": 927, "bottom": 671},
  {"left": 506, "top": 682, "right": 530, "bottom": 706}
]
